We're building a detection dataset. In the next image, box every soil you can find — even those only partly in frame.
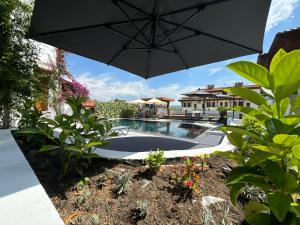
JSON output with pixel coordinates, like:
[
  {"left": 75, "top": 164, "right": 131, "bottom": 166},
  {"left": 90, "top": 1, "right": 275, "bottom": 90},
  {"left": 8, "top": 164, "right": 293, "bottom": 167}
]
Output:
[{"left": 15, "top": 135, "right": 243, "bottom": 225}]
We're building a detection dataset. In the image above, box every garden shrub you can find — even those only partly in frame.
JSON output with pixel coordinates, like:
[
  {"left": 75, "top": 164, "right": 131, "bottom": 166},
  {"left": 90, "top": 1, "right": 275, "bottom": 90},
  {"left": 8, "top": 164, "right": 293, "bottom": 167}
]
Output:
[
  {"left": 18, "top": 96, "right": 116, "bottom": 177},
  {"left": 216, "top": 49, "right": 300, "bottom": 224},
  {"left": 171, "top": 157, "right": 202, "bottom": 194},
  {"left": 146, "top": 149, "right": 165, "bottom": 172},
  {"left": 96, "top": 100, "right": 138, "bottom": 118}
]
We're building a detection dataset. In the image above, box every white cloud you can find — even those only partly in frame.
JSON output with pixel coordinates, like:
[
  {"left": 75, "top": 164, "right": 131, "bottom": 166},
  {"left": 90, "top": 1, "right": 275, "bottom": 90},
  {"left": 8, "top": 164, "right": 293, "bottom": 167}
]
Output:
[
  {"left": 266, "top": 0, "right": 298, "bottom": 31},
  {"left": 74, "top": 73, "right": 199, "bottom": 104},
  {"left": 208, "top": 67, "right": 223, "bottom": 76}
]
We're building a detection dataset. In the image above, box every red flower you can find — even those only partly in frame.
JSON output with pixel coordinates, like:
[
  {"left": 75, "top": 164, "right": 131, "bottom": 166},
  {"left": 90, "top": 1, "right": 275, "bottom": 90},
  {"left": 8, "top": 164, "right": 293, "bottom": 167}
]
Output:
[{"left": 186, "top": 180, "right": 193, "bottom": 187}]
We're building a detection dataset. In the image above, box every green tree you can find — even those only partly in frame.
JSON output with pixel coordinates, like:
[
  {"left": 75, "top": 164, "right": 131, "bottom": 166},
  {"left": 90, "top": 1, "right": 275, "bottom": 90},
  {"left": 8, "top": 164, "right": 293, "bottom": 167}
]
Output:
[
  {"left": 0, "top": 0, "right": 40, "bottom": 128},
  {"left": 217, "top": 49, "right": 300, "bottom": 224}
]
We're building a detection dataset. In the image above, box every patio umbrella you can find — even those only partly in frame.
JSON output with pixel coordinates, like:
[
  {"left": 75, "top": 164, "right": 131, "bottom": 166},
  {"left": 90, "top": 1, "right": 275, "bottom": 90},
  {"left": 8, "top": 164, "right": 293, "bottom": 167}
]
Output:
[
  {"left": 128, "top": 99, "right": 147, "bottom": 104},
  {"left": 28, "top": 0, "right": 271, "bottom": 78},
  {"left": 146, "top": 98, "right": 166, "bottom": 104}
]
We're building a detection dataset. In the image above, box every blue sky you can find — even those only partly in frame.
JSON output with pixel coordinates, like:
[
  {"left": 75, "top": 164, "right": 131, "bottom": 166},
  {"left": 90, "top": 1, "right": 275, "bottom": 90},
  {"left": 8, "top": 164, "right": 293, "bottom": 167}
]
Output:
[{"left": 64, "top": 0, "right": 300, "bottom": 105}]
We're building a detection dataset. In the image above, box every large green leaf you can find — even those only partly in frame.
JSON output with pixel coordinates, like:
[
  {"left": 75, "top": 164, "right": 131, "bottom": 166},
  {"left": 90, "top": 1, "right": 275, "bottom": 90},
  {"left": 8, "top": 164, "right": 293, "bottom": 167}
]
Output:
[
  {"left": 221, "top": 126, "right": 261, "bottom": 142},
  {"left": 272, "top": 50, "right": 300, "bottom": 100},
  {"left": 268, "top": 192, "right": 291, "bottom": 222},
  {"left": 246, "top": 212, "right": 271, "bottom": 225},
  {"left": 226, "top": 61, "right": 269, "bottom": 88},
  {"left": 292, "top": 144, "right": 300, "bottom": 160},
  {"left": 225, "top": 87, "right": 269, "bottom": 107},
  {"left": 233, "top": 106, "right": 270, "bottom": 120},
  {"left": 273, "top": 134, "right": 298, "bottom": 147},
  {"left": 17, "top": 128, "right": 41, "bottom": 134},
  {"left": 40, "top": 145, "right": 59, "bottom": 152},
  {"left": 86, "top": 141, "right": 104, "bottom": 148},
  {"left": 263, "top": 160, "right": 285, "bottom": 188},
  {"left": 283, "top": 173, "right": 297, "bottom": 193},
  {"left": 213, "top": 151, "right": 245, "bottom": 165},
  {"left": 270, "top": 48, "right": 287, "bottom": 74},
  {"left": 244, "top": 201, "right": 269, "bottom": 218},
  {"left": 229, "top": 183, "right": 244, "bottom": 205},
  {"left": 226, "top": 132, "right": 244, "bottom": 149},
  {"left": 279, "top": 98, "right": 290, "bottom": 118}
]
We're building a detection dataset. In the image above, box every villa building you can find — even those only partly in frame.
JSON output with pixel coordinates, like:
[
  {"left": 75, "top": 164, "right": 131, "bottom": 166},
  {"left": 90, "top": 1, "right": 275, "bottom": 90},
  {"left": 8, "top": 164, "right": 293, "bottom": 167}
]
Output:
[
  {"left": 257, "top": 28, "right": 300, "bottom": 102},
  {"left": 179, "top": 84, "right": 261, "bottom": 119}
]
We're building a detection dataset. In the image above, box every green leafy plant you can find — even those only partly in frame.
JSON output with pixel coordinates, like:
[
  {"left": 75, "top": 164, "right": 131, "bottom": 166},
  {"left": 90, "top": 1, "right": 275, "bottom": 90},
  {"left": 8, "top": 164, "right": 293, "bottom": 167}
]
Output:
[
  {"left": 18, "top": 96, "right": 115, "bottom": 177},
  {"left": 96, "top": 174, "right": 107, "bottom": 189},
  {"left": 171, "top": 157, "right": 201, "bottom": 194},
  {"left": 73, "top": 188, "right": 90, "bottom": 209},
  {"left": 96, "top": 99, "right": 138, "bottom": 118},
  {"left": 146, "top": 149, "right": 165, "bottom": 172},
  {"left": 132, "top": 200, "right": 149, "bottom": 220},
  {"left": 116, "top": 172, "right": 133, "bottom": 195},
  {"left": 218, "top": 106, "right": 228, "bottom": 125},
  {"left": 216, "top": 49, "right": 300, "bottom": 224},
  {"left": 90, "top": 214, "right": 100, "bottom": 225}
]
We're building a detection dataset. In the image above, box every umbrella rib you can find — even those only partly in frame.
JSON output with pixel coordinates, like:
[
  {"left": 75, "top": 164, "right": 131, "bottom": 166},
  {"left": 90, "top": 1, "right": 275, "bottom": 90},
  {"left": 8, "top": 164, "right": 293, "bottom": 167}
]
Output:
[
  {"left": 160, "top": 19, "right": 262, "bottom": 53},
  {"left": 159, "top": 0, "right": 230, "bottom": 18},
  {"left": 105, "top": 25, "right": 148, "bottom": 47},
  {"left": 112, "top": 0, "right": 150, "bottom": 44},
  {"left": 158, "top": 7, "right": 204, "bottom": 46},
  {"left": 157, "top": 21, "right": 189, "bottom": 69},
  {"left": 146, "top": 50, "right": 153, "bottom": 79},
  {"left": 27, "top": 18, "right": 149, "bottom": 39},
  {"left": 116, "top": 0, "right": 151, "bottom": 17},
  {"left": 107, "top": 19, "right": 152, "bottom": 65}
]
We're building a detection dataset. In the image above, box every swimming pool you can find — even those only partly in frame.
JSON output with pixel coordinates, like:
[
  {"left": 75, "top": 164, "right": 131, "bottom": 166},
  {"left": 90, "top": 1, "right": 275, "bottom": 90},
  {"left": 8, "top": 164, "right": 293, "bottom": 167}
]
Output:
[{"left": 112, "top": 119, "right": 209, "bottom": 139}]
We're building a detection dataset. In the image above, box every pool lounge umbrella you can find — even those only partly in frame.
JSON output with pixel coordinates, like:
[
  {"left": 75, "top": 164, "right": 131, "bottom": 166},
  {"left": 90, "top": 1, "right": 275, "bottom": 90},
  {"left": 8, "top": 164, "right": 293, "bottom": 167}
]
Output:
[
  {"left": 146, "top": 98, "right": 166, "bottom": 105},
  {"left": 128, "top": 99, "right": 147, "bottom": 104},
  {"left": 28, "top": 0, "right": 271, "bottom": 79}
]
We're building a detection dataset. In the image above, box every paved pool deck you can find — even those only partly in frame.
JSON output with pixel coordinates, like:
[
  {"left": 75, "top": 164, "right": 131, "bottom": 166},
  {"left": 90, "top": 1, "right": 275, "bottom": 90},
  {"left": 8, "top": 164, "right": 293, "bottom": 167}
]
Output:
[{"left": 0, "top": 129, "right": 64, "bottom": 225}]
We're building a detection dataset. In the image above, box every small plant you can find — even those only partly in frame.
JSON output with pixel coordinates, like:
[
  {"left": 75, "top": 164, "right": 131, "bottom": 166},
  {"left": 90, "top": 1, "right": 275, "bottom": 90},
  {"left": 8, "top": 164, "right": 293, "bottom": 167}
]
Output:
[
  {"left": 96, "top": 174, "right": 107, "bottom": 189},
  {"left": 90, "top": 214, "right": 100, "bottom": 225},
  {"left": 171, "top": 157, "right": 201, "bottom": 193},
  {"left": 146, "top": 149, "right": 165, "bottom": 171},
  {"left": 68, "top": 216, "right": 84, "bottom": 225},
  {"left": 132, "top": 200, "right": 149, "bottom": 220},
  {"left": 73, "top": 188, "right": 90, "bottom": 209},
  {"left": 238, "top": 185, "right": 266, "bottom": 204},
  {"left": 76, "top": 177, "right": 90, "bottom": 191},
  {"left": 116, "top": 172, "right": 133, "bottom": 195},
  {"left": 198, "top": 154, "right": 209, "bottom": 172}
]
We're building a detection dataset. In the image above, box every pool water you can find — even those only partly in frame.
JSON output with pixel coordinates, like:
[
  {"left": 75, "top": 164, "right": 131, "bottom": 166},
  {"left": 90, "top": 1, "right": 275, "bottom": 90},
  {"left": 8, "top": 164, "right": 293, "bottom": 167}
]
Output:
[{"left": 112, "top": 119, "right": 209, "bottom": 139}]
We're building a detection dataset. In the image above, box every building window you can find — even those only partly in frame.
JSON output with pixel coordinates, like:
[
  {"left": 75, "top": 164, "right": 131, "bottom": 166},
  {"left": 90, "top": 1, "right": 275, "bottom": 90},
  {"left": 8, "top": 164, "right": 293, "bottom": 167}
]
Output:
[
  {"left": 239, "top": 114, "right": 243, "bottom": 119},
  {"left": 212, "top": 102, "right": 215, "bottom": 107},
  {"left": 202, "top": 104, "right": 205, "bottom": 108},
  {"left": 225, "top": 102, "right": 228, "bottom": 107},
  {"left": 194, "top": 104, "right": 197, "bottom": 109},
  {"left": 187, "top": 102, "right": 191, "bottom": 107},
  {"left": 247, "top": 102, "right": 250, "bottom": 107},
  {"left": 233, "top": 102, "right": 237, "bottom": 107},
  {"left": 220, "top": 102, "right": 223, "bottom": 106},
  {"left": 207, "top": 102, "right": 211, "bottom": 107},
  {"left": 183, "top": 103, "right": 186, "bottom": 107},
  {"left": 238, "top": 101, "right": 243, "bottom": 106}
]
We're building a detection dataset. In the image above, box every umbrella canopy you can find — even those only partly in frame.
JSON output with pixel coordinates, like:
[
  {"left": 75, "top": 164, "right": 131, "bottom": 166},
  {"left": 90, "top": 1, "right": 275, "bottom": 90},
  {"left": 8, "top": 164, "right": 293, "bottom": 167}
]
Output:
[
  {"left": 146, "top": 98, "right": 166, "bottom": 104},
  {"left": 128, "top": 99, "right": 147, "bottom": 104},
  {"left": 28, "top": 0, "right": 271, "bottom": 79}
]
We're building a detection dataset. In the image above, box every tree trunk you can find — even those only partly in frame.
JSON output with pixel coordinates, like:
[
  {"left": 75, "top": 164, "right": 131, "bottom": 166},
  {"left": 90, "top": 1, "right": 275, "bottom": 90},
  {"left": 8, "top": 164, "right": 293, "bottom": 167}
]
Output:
[{"left": 2, "top": 104, "right": 11, "bottom": 129}]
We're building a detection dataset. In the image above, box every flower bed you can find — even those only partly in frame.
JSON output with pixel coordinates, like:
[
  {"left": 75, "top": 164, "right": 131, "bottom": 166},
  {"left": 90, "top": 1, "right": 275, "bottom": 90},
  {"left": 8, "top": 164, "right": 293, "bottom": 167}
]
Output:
[{"left": 14, "top": 134, "right": 242, "bottom": 225}]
